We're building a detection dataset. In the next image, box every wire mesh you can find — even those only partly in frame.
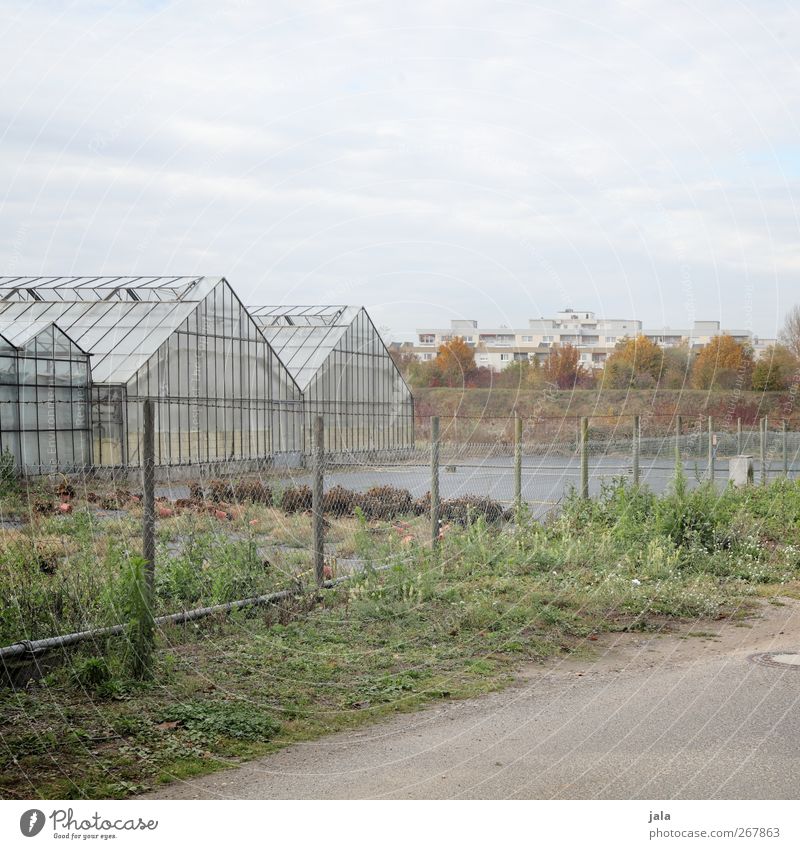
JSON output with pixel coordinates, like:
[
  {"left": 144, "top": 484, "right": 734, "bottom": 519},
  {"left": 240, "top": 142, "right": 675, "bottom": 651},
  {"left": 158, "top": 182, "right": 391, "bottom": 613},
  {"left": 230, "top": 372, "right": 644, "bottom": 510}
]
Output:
[{"left": 2, "top": 410, "right": 799, "bottom": 653}]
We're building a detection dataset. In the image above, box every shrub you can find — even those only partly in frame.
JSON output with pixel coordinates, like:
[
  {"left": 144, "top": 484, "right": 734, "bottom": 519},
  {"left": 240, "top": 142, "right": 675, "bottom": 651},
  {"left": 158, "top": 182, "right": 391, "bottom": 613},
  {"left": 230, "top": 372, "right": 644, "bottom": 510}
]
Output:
[
  {"left": 412, "top": 492, "right": 431, "bottom": 516},
  {"left": 188, "top": 480, "right": 205, "bottom": 501},
  {"left": 55, "top": 480, "right": 76, "bottom": 500},
  {"left": 208, "top": 479, "right": 234, "bottom": 503},
  {"left": 355, "top": 486, "right": 414, "bottom": 520},
  {"left": 441, "top": 496, "right": 505, "bottom": 525},
  {"left": 280, "top": 485, "right": 313, "bottom": 513},
  {"left": 323, "top": 484, "right": 356, "bottom": 516},
  {"left": 232, "top": 479, "right": 273, "bottom": 504}
]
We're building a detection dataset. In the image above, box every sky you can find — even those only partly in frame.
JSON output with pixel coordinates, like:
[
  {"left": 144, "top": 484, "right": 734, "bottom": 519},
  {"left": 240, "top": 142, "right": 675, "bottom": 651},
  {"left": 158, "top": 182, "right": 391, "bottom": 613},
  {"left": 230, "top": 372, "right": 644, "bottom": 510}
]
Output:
[{"left": 1, "top": 0, "right": 799, "bottom": 343}]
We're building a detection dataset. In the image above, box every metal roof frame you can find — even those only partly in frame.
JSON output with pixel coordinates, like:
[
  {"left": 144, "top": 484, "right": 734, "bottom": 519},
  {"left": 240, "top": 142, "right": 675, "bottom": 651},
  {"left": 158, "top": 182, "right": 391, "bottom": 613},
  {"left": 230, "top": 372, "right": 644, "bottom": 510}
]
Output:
[{"left": 0, "top": 276, "right": 215, "bottom": 303}]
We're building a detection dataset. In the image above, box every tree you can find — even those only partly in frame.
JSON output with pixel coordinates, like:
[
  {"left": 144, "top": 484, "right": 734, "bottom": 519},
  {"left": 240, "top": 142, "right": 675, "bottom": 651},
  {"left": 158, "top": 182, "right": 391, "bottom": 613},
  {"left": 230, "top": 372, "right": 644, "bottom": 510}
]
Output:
[
  {"left": 388, "top": 347, "right": 417, "bottom": 376},
  {"left": 433, "top": 337, "right": 476, "bottom": 388},
  {"left": 751, "top": 344, "right": 799, "bottom": 391},
  {"left": 780, "top": 305, "right": 800, "bottom": 359},
  {"left": 496, "top": 358, "right": 543, "bottom": 390},
  {"left": 406, "top": 358, "right": 441, "bottom": 388},
  {"left": 691, "top": 334, "right": 754, "bottom": 390},
  {"left": 661, "top": 343, "right": 692, "bottom": 389},
  {"left": 602, "top": 335, "right": 664, "bottom": 388},
  {"left": 543, "top": 343, "right": 584, "bottom": 389}
]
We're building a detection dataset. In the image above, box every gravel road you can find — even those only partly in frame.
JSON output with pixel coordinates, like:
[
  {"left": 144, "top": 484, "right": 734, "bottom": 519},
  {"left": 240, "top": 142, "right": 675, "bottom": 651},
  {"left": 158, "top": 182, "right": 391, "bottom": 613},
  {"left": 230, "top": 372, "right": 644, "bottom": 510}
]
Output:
[{"left": 144, "top": 598, "right": 800, "bottom": 800}]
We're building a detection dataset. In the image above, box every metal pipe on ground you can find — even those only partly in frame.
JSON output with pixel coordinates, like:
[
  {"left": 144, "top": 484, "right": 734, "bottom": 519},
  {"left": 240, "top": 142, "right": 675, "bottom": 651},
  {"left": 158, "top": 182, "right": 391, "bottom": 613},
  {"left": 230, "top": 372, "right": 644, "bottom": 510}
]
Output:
[{"left": 0, "top": 565, "right": 389, "bottom": 666}]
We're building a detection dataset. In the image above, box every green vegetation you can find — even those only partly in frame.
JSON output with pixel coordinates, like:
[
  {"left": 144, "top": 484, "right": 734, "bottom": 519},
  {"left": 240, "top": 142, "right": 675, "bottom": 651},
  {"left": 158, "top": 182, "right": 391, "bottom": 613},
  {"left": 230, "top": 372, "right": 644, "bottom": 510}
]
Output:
[
  {"left": 412, "top": 387, "right": 795, "bottom": 440},
  {"left": 1, "top": 474, "right": 799, "bottom": 799},
  {"left": 0, "top": 448, "right": 18, "bottom": 498}
]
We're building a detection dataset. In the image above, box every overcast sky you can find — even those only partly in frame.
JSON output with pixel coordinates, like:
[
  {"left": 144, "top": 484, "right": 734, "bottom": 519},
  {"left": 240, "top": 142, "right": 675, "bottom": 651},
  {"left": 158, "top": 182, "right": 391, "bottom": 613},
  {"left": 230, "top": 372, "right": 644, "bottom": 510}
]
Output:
[{"left": 1, "top": 0, "right": 798, "bottom": 342}]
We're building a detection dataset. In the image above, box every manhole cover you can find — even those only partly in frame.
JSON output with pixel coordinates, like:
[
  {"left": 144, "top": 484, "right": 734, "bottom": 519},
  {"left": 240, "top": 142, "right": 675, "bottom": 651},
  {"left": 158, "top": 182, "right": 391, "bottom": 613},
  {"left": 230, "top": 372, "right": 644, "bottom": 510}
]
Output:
[{"left": 749, "top": 651, "right": 800, "bottom": 670}]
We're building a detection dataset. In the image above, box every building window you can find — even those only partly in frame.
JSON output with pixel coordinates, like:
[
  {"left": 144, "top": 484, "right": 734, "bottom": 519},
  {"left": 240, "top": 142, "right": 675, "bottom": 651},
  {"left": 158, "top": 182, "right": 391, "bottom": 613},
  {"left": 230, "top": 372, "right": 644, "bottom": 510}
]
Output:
[
  {"left": 543, "top": 335, "right": 553, "bottom": 342},
  {"left": 419, "top": 334, "right": 435, "bottom": 345},
  {"left": 521, "top": 335, "right": 533, "bottom": 342},
  {"left": 500, "top": 353, "right": 509, "bottom": 362}
]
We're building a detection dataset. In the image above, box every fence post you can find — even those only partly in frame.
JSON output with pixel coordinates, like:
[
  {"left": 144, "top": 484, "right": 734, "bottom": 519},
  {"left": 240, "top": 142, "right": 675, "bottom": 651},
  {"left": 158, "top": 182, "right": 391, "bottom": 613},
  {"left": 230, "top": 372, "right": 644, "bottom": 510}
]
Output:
[
  {"left": 737, "top": 417, "right": 742, "bottom": 455},
  {"left": 142, "top": 399, "right": 155, "bottom": 596},
  {"left": 783, "top": 420, "right": 788, "bottom": 477},
  {"left": 632, "top": 414, "right": 640, "bottom": 486},
  {"left": 135, "top": 398, "right": 156, "bottom": 679},
  {"left": 760, "top": 417, "right": 767, "bottom": 486},
  {"left": 312, "top": 416, "right": 325, "bottom": 586},
  {"left": 514, "top": 412, "right": 522, "bottom": 516},
  {"left": 707, "top": 415, "right": 714, "bottom": 483},
  {"left": 430, "top": 416, "right": 440, "bottom": 549},
  {"left": 580, "top": 417, "right": 589, "bottom": 500}
]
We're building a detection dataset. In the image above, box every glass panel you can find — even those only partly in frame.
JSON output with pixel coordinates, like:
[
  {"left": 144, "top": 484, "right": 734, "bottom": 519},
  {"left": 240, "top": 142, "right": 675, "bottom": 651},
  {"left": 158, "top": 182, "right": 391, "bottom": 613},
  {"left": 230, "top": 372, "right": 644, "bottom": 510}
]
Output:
[
  {"left": 72, "top": 361, "right": 88, "bottom": 387},
  {"left": 54, "top": 360, "right": 71, "bottom": 386},
  {"left": 36, "top": 358, "right": 54, "bottom": 385},
  {"left": 53, "top": 326, "right": 73, "bottom": 358},
  {"left": 0, "top": 355, "right": 17, "bottom": 384},
  {"left": 34, "top": 326, "right": 54, "bottom": 355},
  {"left": 19, "top": 358, "right": 36, "bottom": 385}
]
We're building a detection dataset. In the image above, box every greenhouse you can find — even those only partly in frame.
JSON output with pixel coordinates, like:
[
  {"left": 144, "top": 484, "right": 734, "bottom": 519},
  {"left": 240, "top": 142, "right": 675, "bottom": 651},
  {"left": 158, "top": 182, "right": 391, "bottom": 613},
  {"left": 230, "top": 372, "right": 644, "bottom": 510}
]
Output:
[
  {"left": 0, "top": 318, "right": 91, "bottom": 471},
  {"left": 248, "top": 305, "right": 415, "bottom": 455},
  {"left": 0, "top": 277, "right": 304, "bottom": 469}
]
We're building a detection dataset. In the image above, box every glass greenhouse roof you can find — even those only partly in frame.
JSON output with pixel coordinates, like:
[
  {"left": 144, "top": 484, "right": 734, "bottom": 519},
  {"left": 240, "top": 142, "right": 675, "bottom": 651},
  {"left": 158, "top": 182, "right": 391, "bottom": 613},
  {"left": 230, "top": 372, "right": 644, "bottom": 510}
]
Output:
[
  {"left": 249, "top": 305, "right": 361, "bottom": 389},
  {"left": 0, "top": 316, "right": 77, "bottom": 349},
  {"left": 248, "top": 305, "right": 351, "bottom": 327},
  {"left": 0, "top": 276, "right": 220, "bottom": 302},
  {"left": 0, "top": 277, "right": 228, "bottom": 383}
]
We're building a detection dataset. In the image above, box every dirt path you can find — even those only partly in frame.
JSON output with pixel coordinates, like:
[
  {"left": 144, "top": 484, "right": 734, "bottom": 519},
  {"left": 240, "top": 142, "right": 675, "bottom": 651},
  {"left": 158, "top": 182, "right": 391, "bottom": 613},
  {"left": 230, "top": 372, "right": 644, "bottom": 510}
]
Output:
[{"left": 144, "top": 598, "right": 800, "bottom": 799}]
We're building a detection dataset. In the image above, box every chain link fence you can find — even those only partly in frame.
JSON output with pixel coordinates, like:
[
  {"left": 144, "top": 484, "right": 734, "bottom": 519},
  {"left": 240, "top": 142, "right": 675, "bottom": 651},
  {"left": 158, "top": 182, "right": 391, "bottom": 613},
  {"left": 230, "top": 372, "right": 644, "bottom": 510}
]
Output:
[{"left": 3, "top": 408, "right": 800, "bottom": 681}]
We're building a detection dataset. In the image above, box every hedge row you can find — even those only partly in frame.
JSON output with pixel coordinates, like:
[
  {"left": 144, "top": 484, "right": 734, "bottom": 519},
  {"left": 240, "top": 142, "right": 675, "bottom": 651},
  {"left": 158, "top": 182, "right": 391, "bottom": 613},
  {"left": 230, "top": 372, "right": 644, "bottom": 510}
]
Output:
[{"left": 188, "top": 480, "right": 506, "bottom": 524}]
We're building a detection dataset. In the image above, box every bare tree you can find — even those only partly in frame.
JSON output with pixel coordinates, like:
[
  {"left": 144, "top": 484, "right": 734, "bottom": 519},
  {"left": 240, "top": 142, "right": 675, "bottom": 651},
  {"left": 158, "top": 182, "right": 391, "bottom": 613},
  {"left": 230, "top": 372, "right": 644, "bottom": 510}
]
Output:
[{"left": 780, "top": 304, "right": 800, "bottom": 358}]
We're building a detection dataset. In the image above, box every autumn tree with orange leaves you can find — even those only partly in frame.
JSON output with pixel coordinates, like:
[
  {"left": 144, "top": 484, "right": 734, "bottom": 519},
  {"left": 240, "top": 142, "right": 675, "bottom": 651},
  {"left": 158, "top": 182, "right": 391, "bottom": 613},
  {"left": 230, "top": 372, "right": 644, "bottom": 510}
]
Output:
[
  {"left": 691, "top": 334, "right": 754, "bottom": 389},
  {"left": 543, "top": 343, "right": 585, "bottom": 389},
  {"left": 603, "top": 334, "right": 665, "bottom": 388},
  {"left": 433, "top": 337, "right": 476, "bottom": 387}
]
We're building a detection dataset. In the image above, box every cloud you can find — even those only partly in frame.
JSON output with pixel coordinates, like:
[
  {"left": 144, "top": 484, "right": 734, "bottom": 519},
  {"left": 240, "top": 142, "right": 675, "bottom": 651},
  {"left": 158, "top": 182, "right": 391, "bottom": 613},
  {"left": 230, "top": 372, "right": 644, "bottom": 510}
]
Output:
[{"left": 0, "top": 0, "right": 798, "bottom": 338}]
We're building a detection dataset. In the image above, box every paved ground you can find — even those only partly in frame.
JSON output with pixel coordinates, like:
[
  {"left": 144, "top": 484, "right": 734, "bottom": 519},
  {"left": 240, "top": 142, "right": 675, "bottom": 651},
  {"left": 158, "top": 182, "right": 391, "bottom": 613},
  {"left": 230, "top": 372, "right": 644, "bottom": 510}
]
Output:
[
  {"left": 159, "top": 457, "right": 799, "bottom": 519},
  {"left": 145, "top": 598, "right": 800, "bottom": 800}
]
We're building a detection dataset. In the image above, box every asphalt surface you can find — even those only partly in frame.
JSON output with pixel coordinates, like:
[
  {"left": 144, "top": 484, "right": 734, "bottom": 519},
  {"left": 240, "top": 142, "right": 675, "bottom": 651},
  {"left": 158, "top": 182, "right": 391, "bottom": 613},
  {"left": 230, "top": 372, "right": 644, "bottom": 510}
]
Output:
[
  {"left": 145, "top": 598, "right": 800, "bottom": 800},
  {"left": 158, "top": 457, "right": 799, "bottom": 519}
]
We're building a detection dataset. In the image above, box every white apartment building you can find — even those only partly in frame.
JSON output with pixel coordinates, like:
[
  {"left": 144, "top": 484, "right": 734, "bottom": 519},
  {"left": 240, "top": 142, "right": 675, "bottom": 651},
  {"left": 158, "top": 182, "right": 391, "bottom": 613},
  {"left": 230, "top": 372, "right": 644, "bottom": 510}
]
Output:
[{"left": 411, "top": 310, "right": 774, "bottom": 373}]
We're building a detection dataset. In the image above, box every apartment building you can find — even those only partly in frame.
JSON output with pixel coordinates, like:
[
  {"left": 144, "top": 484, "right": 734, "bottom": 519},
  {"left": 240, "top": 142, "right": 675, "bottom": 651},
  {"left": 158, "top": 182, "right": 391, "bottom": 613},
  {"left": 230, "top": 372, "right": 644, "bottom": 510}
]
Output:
[
  {"left": 414, "top": 309, "right": 641, "bottom": 372},
  {"left": 410, "top": 311, "right": 774, "bottom": 373},
  {"left": 643, "top": 321, "right": 774, "bottom": 356}
]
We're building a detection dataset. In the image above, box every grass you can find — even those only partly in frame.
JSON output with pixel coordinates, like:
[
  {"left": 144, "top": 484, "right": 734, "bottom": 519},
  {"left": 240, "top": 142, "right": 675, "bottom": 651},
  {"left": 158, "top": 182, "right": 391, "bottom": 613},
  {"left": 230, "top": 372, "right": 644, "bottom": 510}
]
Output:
[
  {"left": 0, "top": 491, "right": 411, "bottom": 646},
  {"left": 412, "top": 387, "right": 791, "bottom": 422},
  {"left": 1, "top": 474, "right": 799, "bottom": 798}
]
